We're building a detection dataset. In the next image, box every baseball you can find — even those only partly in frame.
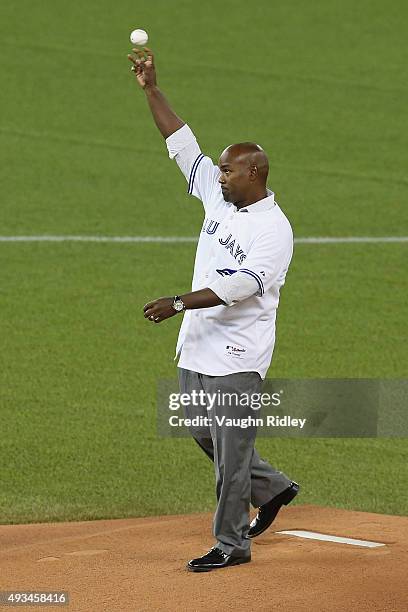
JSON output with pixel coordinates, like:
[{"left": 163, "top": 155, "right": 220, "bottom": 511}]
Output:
[{"left": 130, "top": 29, "right": 149, "bottom": 46}]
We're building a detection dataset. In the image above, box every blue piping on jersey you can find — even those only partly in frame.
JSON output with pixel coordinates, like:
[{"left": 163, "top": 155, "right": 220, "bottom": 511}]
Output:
[
  {"left": 188, "top": 153, "right": 205, "bottom": 195},
  {"left": 238, "top": 269, "right": 265, "bottom": 296}
]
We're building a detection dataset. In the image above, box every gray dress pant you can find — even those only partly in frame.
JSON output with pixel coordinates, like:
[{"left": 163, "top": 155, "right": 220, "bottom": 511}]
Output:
[{"left": 178, "top": 367, "right": 292, "bottom": 557}]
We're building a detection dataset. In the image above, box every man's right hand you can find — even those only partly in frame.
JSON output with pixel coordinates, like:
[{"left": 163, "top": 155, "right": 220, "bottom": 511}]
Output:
[
  {"left": 127, "top": 46, "right": 184, "bottom": 139},
  {"left": 128, "top": 47, "right": 157, "bottom": 90}
]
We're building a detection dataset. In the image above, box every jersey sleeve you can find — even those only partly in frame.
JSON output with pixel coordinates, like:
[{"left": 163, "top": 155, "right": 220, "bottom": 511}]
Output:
[
  {"left": 208, "top": 226, "right": 293, "bottom": 305},
  {"left": 238, "top": 226, "right": 294, "bottom": 297},
  {"left": 166, "top": 124, "right": 221, "bottom": 206},
  {"left": 208, "top": 272, "right": 259, "bottom": 306}
]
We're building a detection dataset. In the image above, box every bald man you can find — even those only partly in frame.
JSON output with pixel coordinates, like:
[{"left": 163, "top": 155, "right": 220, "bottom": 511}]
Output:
[{"left": 129, "top": 48, "right": 299, "bottom": 572}]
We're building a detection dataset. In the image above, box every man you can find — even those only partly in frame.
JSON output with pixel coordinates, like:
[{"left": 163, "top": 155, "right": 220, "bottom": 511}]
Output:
[{"left": 128, "top": 47, "right": 299, "bottom": 572}]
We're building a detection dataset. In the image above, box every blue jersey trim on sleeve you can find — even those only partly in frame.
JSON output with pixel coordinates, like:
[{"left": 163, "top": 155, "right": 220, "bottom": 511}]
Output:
[
  {"left": 238, "top": 269, "right": 265, "bottom": 296},
  {"left": 188, "top": 153, "right": 205, "bottom": 195}
]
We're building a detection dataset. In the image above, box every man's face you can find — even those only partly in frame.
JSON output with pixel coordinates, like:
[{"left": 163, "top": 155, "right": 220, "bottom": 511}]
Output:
[{"left": 218, "top": 149, "right": 251, "bottom": 203}]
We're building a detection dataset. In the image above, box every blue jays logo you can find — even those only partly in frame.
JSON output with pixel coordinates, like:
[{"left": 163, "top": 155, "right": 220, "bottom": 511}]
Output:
[
  {"left": 216, "top": 268, "right": 237, "bottom": 277},
  {"left": 218, "top": 233, "right": 247, "bottom": 264},
  {"left": 201, "top": 218, "right": 220, "bottom": 235}
]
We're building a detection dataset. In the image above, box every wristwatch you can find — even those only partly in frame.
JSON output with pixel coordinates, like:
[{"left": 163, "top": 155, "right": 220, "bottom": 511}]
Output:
[{"left": 172, "top": 295, "right": 186, "bottom": 313}]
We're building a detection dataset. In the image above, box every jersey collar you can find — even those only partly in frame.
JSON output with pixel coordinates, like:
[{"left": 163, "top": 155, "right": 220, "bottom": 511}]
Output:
[{"left": 234, "top": 188, "right": 276, "bottom": 213}]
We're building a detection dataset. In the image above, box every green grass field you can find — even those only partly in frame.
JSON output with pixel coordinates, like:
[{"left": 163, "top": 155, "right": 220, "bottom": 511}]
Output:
[{"left": 1, "top": 0, "right": 407, "bottom": 524}]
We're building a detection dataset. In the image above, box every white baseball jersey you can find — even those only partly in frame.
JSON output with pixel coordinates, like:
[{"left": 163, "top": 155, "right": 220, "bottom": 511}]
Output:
[{"left": 166, "top": 124, "right": 293, "bottom": 379}]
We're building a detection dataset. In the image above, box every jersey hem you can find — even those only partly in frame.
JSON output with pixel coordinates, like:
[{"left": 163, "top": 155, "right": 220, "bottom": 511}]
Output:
[{"left": 176, "top": 362, "right": 267, "bottom": 380}]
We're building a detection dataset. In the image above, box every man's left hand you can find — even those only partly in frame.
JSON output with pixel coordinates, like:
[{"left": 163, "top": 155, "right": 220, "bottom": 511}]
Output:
[{"left": 143, "top": 297, "right": 177, "bottom": 324}]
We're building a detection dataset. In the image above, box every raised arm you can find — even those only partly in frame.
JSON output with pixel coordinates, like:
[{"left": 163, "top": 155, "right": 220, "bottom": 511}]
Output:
[
  {"left": 128, "top": 47, "right": 184, "bottom": 139},
  {"left": 128, "top": 47, "right": 221, "bottom": 207}
]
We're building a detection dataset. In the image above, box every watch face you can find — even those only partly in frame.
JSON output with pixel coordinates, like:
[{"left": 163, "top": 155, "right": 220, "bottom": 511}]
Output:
[{"left": 173, "top": 300, "right": 184, "bottom": 312}]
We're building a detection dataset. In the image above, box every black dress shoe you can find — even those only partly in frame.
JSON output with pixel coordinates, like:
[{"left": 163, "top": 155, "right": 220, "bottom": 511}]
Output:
[
  {"left": 248, "top": 481, "right": 300, "bottom": 538},
  {"left": 187, "top": 547, "right": 251, "bottom": 572}
]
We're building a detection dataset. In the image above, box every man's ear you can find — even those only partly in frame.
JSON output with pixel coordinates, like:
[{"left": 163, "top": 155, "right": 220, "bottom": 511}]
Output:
[{"left": 249, "top": 165, "right": 258, "bottom": 181}]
